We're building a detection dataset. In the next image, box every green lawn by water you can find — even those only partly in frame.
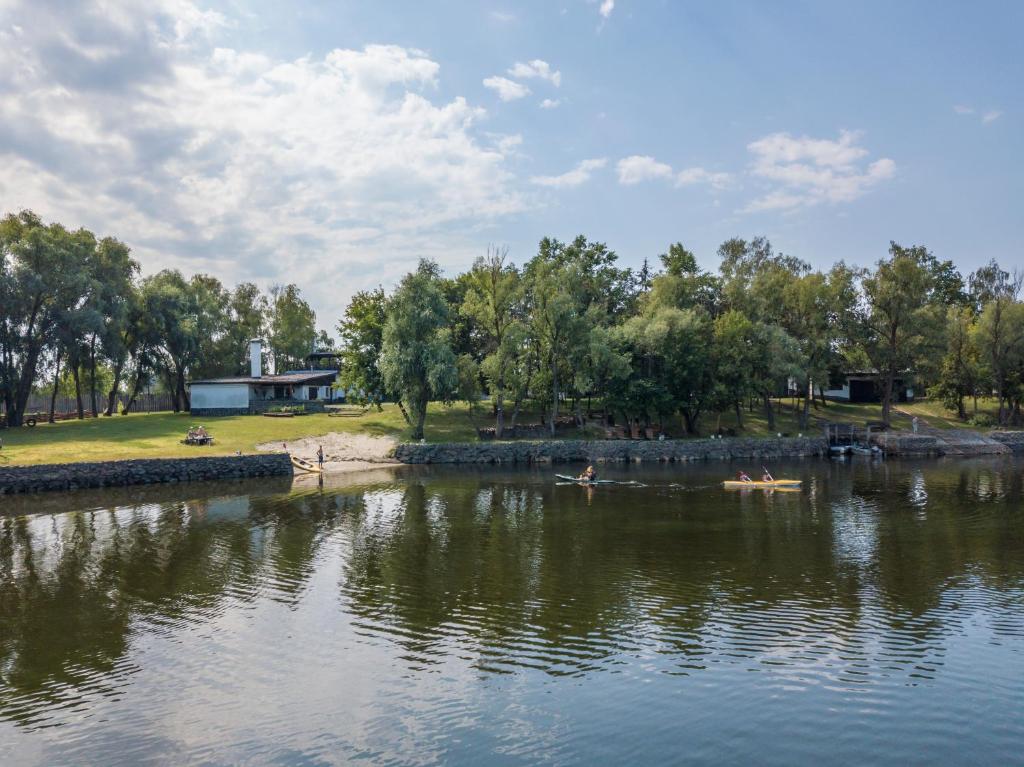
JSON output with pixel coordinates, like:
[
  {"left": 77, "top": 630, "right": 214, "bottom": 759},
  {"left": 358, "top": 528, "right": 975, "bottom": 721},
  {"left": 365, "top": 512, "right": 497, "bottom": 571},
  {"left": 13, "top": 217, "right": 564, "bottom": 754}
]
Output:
[{"left": 0, "top": 398, "right": 1001, "bottom": 467}]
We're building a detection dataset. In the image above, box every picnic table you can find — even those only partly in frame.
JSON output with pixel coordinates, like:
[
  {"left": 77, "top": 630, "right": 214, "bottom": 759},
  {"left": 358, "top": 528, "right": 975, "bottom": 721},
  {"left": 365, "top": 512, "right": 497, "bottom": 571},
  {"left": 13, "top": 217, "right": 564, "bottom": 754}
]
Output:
[{"left": 182, "top": 427, "right": 214, "bottom": 446}]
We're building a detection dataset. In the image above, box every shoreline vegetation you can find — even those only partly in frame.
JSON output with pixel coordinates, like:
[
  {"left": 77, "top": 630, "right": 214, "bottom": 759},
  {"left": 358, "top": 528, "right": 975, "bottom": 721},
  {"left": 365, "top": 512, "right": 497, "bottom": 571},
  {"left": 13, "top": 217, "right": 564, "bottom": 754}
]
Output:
[
  {"left": 3, "top": 213, "right": 1023, "bottom": 456},
  {"left": 0, "top": 399, "right": 1016, "bottom": 469}
]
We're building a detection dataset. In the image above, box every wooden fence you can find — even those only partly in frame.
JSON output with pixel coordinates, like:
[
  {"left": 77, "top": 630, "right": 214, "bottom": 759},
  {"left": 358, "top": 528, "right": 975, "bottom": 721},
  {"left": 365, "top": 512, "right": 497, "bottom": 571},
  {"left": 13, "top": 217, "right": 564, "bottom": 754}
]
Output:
[{"left": 2, "top": 392, "right": 176, "bottom": 418}]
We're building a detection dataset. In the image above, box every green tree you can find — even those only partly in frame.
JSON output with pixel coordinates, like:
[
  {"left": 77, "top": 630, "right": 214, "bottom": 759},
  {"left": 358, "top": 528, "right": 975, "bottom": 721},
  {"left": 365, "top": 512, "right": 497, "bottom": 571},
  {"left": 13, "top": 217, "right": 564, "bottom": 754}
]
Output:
[
  {"left": 0, "top": 211, "right": 94, "bottom": 426},
  {"left": 931, "top": 306, "right": 982, "bottom": 420},
  {"left": 268, "top": 284, "right": 317, "bottom": 373},
  {"left": 337, "top": 287, "right": 387, "bottom": 406},
  {"left": 973, "top": 287, "right": 1024, "bottom": 425},
  {"left": 380, "top": 260, "right": 458, "bottom": 440},
  {"left": 461, "top": 246, "right": 523, "bottom": 437},
  {"left": 861, "top": 243, "right": 945, "bottom": 425},
  {"left": 225, "top": 283, "right": 269, "bottom": 376}
]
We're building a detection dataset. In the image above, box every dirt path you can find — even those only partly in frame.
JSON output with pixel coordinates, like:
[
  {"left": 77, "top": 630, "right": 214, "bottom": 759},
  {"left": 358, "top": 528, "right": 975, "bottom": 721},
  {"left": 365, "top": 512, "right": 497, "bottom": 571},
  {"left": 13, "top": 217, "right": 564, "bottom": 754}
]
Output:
[{"left": 256, "top": 432, "right": 401, "bottom": 473}]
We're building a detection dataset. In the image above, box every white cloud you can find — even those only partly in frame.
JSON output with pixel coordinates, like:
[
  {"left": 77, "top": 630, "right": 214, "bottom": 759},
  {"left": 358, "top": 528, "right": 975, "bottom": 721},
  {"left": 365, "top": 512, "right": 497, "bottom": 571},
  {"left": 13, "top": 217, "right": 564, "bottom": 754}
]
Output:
[
  {"left": 616, "top": 155, "right": 673, "bottom": 184},
  {"left": 508, "top": 59, "right": 561, "bottom": 87},
  {"left": 531, "top": 158, "right": 607, "bottom": 188},
  {"left": 482, "top": 75, "right": 530, "bottom": 101},
  {"left": 0, "top": 0, "right": 526, "bottom": 324},
  {"left": 745, "top": 130, "right": 894, "bottom": 212},
  {"left": 539, "top": 98, "right": 561, "bottom": 109},
  {"left": 675, "top": 167, "right": 732, "bottom": 191},
  {"left": 599, "top": 0, "right": 615, "bottom": 19},
  {"left": 954, "top": 104, "right": 1002, "bottom": 125},
  {"left": 617, "top": 155, "right": 731, "bottom": 190},
  {"left": 490, "top": 10, "right": 515, "bottom": 23}
]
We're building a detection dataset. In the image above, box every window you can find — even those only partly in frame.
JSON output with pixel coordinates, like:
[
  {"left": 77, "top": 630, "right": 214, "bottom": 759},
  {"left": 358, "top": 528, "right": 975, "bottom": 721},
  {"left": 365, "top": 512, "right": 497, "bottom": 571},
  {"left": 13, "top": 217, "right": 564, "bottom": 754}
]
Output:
[{"left": 308, "top": 386, "right": 318, "bottom": 400}]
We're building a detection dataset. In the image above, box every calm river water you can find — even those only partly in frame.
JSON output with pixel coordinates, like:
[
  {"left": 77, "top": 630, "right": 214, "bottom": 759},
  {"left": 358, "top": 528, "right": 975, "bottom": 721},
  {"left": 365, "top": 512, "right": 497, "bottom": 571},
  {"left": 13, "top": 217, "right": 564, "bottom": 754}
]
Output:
[{"left": 2, "top": 458, "right": 1023, "bottom": 765}]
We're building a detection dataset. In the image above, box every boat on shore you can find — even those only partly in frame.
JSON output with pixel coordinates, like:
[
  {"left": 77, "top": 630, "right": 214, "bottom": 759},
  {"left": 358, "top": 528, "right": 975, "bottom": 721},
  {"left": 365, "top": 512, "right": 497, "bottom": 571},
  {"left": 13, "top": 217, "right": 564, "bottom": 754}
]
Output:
[{"left": 290, "top": 455, "right": 322, "bottom": 474}]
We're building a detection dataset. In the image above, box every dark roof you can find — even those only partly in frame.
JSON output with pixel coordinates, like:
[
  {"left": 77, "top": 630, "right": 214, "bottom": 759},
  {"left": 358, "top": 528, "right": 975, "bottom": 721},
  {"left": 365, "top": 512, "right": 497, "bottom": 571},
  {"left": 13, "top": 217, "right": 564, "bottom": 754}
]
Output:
[{"left": 189, "top": 371, "right": 338, "bottom": 386}]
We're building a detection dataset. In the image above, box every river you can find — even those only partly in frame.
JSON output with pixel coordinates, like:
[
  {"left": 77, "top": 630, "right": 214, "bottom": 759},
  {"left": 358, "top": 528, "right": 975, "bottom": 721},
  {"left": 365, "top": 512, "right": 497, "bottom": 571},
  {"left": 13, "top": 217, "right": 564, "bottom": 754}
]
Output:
[{"left": 2, "top": 457, "right": 1022, "bottom": 765}]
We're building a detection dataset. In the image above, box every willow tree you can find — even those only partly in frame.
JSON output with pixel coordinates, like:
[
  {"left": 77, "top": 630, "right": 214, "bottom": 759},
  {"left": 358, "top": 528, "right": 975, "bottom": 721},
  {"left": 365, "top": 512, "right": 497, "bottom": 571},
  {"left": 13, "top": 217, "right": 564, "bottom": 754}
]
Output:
[
  {"left": 380, "top": 260, "right": 458, "bottom": 440},
  {"left": 461, "top": 246, "right": 521, "bottom": 437}
]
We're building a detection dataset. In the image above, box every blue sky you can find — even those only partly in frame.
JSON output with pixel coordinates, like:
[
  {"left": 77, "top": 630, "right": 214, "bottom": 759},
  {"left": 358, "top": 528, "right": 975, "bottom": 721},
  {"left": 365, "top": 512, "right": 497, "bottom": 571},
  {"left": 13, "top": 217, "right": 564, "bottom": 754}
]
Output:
[{"left": 0, "top": 0, "right": 1020, "bottom": 328}]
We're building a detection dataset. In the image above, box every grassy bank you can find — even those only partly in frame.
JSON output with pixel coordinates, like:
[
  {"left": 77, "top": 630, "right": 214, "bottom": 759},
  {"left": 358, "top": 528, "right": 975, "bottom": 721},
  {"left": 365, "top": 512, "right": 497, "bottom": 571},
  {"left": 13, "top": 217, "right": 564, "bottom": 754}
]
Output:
[
  {"left": 0, "top": 398, "right": 1002, "bottom": 467},
  {"left": 0, "top": 404, "right": 473, "bottom": 467}
]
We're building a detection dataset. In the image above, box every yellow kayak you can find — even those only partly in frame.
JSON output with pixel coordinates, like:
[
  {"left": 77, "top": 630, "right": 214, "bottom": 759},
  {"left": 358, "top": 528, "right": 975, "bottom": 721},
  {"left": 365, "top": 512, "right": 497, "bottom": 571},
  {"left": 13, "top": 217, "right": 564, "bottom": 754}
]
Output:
[
  {"left": 722, "top": 479, "right": 801, "bottom": 488},
  {"left": 291, "top": 455, "right": 322, "bottom": 474}
]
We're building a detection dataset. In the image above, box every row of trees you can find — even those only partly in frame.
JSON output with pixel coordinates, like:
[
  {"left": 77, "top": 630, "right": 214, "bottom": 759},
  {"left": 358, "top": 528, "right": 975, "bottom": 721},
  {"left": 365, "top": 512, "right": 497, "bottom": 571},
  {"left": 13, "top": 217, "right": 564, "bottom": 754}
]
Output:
[
  {"left": 340, "top": 237, "right": 1023, "bottom": 439},
  {"left": 1, "top": 211, "right": 327, "bottom": 426},
  {"left": 4, "top": 209, "right": 1021, "bottom": 436}
]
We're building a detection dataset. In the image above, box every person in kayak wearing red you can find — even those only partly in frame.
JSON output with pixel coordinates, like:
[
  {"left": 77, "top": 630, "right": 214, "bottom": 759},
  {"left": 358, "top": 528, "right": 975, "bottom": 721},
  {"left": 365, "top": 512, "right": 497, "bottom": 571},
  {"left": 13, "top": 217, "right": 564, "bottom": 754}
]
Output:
[{"left": 736, "top": 470, "right": 752, "bottom": 482}]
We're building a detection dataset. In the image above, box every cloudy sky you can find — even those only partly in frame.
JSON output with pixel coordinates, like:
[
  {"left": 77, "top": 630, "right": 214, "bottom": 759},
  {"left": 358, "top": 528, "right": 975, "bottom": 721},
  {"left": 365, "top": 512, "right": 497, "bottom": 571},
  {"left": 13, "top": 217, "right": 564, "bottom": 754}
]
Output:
[{"left": 0, "top": 0, "right": 1020, "bottom": 330}]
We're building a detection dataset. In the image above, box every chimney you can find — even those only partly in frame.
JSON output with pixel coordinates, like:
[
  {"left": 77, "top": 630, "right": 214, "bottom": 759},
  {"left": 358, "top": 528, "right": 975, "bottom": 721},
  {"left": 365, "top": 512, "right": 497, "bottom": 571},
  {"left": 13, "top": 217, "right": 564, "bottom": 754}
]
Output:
[{"left": 250, "top": 338, "right": 263, "bottom": 378}]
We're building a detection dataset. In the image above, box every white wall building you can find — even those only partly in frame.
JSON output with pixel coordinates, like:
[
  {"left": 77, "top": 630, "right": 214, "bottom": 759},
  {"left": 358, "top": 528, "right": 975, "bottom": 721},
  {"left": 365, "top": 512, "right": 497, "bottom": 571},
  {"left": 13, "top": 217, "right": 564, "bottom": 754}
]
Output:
[{"left": 188, "top": 339, "right": 341, "bottom": 415}]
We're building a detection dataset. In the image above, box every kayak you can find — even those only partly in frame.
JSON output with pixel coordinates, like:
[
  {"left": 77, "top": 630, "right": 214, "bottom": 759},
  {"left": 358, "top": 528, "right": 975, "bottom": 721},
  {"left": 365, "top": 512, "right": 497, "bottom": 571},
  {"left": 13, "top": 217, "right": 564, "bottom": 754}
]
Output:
[
  {"left": 555, "top": 473, "right": 617, "bottom": 485},
  {"left": 722, "top": 479, "right": 801, "bottom": 488},
  {"left": 291, "top": 455, "right": 322, "bottom": 474}
]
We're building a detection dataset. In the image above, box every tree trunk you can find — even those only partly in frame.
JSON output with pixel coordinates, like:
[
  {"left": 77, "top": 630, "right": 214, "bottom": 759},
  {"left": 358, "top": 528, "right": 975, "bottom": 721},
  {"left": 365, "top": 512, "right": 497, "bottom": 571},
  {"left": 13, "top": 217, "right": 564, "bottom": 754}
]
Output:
[
  {"left": 799, "top": 378, "right": 811, "bottom": 429},
  {"left": 412, "top": 398, "right": 427, "bottom": 440},
  {"left": 123, "top": 367, "right": 147, "bottom": 415},
  {"left": 881, "top": 362, "right": 896, "bottom": 426},
  {"left": 734, "top": 400, "right": 744, "bottom": 430},
  {"left": 396, "top": 398, "right": 413, "bottom": 426},
  {"left": 72, "top": 364, "right": 84, "bottom": 419},
  {"left": 49, "top": 351, "right": 62, "bottom": 423},
  {"left": 763, "top": 393, "right": 775, "bottom": 431},
  {"left": 88, "top": 335, "right": 99, "bottom": 418},
  {"left": 549, "top": 356, "right": 559, "bottom": 437},
  {"left": 495, "top": 382, "right": 505, "bottom": 439},
  {"left": 105, "top": 360, "right": 125, "bottom": 416}
]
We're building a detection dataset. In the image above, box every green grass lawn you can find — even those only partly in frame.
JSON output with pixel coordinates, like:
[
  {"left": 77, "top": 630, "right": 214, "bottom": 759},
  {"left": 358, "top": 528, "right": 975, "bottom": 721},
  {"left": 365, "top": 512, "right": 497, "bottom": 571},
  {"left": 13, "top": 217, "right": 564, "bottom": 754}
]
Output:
[
  {"left": 0, "top": 403, "right": 478, "bottom": 467},
  {"left": 0, "top": 397, "right": 1002, "bottom": 467}
]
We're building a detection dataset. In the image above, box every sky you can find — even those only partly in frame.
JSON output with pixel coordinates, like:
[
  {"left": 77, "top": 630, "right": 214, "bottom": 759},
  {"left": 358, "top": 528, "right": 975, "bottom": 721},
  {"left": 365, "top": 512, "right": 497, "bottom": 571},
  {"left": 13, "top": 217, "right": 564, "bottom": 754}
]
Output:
[{"left": 0, "top": 0, "right": 1021, "bottom": 332}]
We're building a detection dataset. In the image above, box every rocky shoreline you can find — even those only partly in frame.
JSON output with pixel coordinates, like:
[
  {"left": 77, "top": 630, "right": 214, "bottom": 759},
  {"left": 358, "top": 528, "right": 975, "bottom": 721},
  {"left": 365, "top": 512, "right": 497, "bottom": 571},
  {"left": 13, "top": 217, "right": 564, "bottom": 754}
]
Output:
[
  {"left": 0, "top": 454, "right": 292, "bottom": 495},
  {"left": 2, "top": 430, "right": 1021, "bottom": 496},
  {"left": 393, "top": 436, "right": 831, "bottom": 464}
]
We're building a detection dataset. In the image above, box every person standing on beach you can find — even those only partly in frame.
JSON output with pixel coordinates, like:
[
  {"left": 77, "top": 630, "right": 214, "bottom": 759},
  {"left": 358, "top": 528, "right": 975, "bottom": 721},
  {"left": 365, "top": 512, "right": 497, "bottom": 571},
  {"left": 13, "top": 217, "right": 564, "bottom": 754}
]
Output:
[{"left": 317, "top": 445, "right": 325, "bottom": 470}]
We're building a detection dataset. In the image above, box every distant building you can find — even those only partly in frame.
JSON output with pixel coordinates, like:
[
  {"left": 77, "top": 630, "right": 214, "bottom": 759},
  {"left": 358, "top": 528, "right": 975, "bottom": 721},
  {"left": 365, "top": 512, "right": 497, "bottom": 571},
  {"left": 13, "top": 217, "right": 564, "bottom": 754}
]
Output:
[
  {"left": 818, "top": 371, "right": 915, "bottom": 404},
  {"left": 188, "top": 338, "right": 341, "bottom": 415}
]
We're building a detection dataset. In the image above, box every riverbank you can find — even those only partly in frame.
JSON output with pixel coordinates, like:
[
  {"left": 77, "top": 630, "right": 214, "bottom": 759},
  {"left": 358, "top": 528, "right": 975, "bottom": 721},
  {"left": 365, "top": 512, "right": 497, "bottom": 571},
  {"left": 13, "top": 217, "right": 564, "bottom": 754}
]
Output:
[{"left": 0, "top": 454, "right": 292, "bottom": 495}]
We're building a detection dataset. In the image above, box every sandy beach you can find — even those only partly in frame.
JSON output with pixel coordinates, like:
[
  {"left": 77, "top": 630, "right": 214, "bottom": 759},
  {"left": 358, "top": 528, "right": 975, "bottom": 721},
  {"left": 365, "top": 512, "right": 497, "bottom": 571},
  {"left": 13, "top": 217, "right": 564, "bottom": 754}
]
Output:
[{"left": 256, "top": 432, "right": 401, "bottom": 473}]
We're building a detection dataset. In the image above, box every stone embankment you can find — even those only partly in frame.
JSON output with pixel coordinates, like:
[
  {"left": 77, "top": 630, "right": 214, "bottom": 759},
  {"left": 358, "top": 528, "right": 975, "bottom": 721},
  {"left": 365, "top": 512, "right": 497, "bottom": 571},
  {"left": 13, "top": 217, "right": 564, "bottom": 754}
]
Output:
[
  {"left": 393, "top": 436, "right": 828, "bottom": 465},
  {"left": 0, "top": 454, "right": 292, "bottom": 495},
  {"left": 991, "top": 431, "right": 1024, "bottom": 453}
]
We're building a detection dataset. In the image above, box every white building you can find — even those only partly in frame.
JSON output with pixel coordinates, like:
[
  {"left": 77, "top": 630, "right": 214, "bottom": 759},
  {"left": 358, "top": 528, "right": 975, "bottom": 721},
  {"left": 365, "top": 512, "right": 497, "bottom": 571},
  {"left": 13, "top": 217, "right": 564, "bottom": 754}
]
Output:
[{"left": 189, "top": 339, "right": 340, "bottom": 415}]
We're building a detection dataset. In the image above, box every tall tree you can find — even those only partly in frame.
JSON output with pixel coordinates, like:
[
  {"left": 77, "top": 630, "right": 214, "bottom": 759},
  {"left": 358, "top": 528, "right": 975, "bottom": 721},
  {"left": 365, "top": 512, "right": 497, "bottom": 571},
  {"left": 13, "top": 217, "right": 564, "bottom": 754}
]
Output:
[
  {"left": 379, "top": 260, "right": 458, "bottom": 440},
  {"left": 0, "top": 211, "right": 94, "bottom": 426},
  {"left": 461, "top": 246, "right": 522, "bottom": 437},
  {"left": 225, "top": 283, "right": 269, "bottom": 376},
  {"left": 91, "top": 237, "right": 140, "bottom": 417},
  {"left": 931, "top": 306, "right": 981, "bottom": 420},
  {"left": 337, "top": 287, "right": 387, "bottom": 406},
  {"left": 861, "top": 243, "right": 945, "bottom": 425},
  {"left": 268, "top": 284, "right": 317, "bottom": 373}
]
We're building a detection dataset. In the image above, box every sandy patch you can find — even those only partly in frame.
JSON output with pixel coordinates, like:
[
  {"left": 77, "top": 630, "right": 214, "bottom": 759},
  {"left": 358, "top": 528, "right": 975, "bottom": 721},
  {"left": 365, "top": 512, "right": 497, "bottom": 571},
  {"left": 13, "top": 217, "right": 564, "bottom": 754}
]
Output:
[{"left": 256, "top": 432, "right": 401, "bottom": 473}]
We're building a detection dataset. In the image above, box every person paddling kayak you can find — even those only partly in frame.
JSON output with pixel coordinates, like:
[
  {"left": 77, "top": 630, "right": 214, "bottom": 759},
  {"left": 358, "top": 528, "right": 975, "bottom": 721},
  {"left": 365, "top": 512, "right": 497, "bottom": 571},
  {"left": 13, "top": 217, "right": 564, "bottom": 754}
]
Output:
[
  {"left": 736, "top": 470, "right": 752, "bottom": 482},
  {"left": 762, "top": 467, "right": 774, "bottom": 482},
  {"left": 578, "top": 466, "right": 597, "bottom": 482}
]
